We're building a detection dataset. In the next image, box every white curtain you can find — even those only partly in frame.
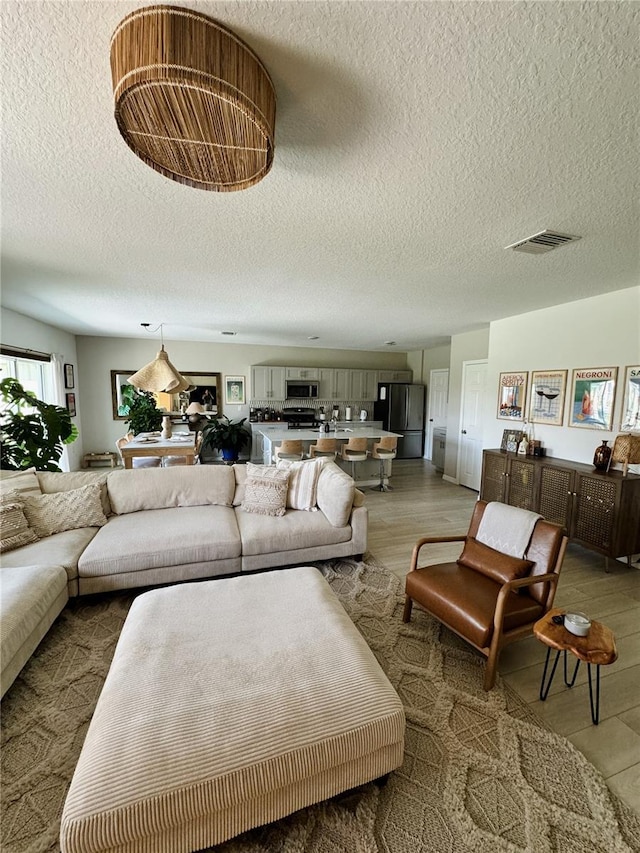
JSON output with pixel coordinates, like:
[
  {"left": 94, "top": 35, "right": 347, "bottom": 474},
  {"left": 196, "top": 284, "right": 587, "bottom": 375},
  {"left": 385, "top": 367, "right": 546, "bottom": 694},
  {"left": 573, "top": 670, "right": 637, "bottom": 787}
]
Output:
[{"left": 51, "top": 353, "right": 70, "bottom": 472}]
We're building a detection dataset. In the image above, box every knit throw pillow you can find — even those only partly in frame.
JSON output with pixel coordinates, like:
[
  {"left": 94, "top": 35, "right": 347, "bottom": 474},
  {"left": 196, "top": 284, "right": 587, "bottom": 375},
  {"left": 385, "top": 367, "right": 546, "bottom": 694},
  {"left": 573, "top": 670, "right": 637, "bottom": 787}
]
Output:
[
  {"left": 276, "top": 457, "right": 325, "bottom": 511},
  {"left": 0, "top": 497, "right": 39, "bottom": 552},
  {"left": 20, "top": 483, "right": 108, "bottom": 538},
  {"left": 242, "top": 464, "right": 290, "bottom": 517}
]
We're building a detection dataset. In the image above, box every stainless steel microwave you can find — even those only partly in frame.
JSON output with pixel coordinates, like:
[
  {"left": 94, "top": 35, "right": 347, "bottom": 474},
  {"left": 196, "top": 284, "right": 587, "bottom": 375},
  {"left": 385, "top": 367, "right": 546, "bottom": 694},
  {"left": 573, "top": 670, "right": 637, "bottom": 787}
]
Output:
[{"left": 286, "top": 381, "right": 319, "bottom": 399}]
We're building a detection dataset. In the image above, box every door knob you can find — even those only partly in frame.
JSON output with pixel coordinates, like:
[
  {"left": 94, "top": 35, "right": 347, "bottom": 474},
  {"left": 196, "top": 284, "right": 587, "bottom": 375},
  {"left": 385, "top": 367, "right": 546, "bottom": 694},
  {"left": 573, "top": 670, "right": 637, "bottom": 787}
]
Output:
[{"left": 461, "top": 429, "right": 467, "bottom": 434}]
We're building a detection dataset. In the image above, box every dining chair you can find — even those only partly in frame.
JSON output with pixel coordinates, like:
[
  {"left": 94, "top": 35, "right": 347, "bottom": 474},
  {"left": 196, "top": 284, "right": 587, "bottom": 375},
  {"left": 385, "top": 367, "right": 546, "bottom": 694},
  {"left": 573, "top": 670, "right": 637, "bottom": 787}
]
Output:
[
  {"left": 163, "top": 432, "right": 202, "bottom": 466},
  {"left": 115, "top": 435, "right": 162, "bottom": 468}
]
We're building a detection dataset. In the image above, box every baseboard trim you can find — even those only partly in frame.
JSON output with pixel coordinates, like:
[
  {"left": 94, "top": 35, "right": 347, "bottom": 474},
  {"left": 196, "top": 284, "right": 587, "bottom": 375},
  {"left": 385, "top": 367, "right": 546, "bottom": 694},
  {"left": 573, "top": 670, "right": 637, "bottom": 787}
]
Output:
[{"left": 442, "top": 474, "right": 458, "bottom": 485}]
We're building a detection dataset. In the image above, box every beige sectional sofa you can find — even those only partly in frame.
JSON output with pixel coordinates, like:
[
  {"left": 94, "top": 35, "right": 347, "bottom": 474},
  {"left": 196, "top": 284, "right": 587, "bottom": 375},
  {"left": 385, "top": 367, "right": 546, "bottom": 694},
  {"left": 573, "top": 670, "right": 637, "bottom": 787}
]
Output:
[{"left": 0, "top": 461, "right": 367, "bottom": 697}]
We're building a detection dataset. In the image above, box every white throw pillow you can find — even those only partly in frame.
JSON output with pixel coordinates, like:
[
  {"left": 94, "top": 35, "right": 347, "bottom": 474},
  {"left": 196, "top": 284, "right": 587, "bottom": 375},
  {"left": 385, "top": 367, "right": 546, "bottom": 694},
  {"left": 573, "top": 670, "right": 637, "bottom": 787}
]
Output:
[
  {"left": 20, "top": 483, "right": 108, "bottom": 538},
  {"left": 242, "top": 464, "right": 290, "bottom": 517},
  {"left": 276, "top": 457, "right": 326, "bottom": 511},
  {"left": 0, "top": 467, "right": 41, "bottom": 498}
]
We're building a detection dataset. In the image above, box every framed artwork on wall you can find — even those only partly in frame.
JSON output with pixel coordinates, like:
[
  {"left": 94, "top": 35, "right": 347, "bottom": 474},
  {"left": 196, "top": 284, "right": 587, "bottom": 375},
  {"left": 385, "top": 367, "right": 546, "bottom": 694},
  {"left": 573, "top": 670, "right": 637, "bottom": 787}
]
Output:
[
  {"left": 64, "top": 363, "right": 74, "bottom": 389},
  {"left": 66, "top": 393, "right": 77, "bottom": 417},
  {"left": 497, "top": 371, "right": 528, "bottom": 420},
  {"left": 621, "top": 365, "right": 640, "bottom": 432},
  {"left": 528, "top": 369, "right": 567, "bottom": 427},
  {"left": 225, "top": 375, "right": 245, "bottom": 405},
  {"left": 569, "top": 367, "right": 618, "bottom": 430},
  {"left": 111, "top": 370, "right": 137, "bottom": 420}
]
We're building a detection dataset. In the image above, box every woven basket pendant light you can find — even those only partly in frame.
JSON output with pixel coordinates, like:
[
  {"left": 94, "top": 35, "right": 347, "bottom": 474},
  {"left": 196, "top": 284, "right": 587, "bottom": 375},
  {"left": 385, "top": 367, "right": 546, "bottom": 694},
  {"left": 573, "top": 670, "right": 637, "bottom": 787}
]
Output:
[{"left": 110, "top": 5, "right": 276, "bottom": 191}]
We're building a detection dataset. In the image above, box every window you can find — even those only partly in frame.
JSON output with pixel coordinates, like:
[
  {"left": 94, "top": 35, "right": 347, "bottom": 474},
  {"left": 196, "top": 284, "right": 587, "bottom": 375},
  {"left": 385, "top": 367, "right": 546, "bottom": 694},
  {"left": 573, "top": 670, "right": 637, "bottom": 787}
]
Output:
[{"left": 1, "top": 353, "right": 52, "bottom": 402}]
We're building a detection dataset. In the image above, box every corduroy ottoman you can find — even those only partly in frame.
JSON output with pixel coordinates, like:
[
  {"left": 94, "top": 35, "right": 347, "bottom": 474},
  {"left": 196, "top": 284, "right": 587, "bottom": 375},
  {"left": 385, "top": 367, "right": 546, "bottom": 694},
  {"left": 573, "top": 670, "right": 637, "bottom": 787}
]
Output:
[{"left": 60, "top": 566, "right": 405, "bottom": 853}]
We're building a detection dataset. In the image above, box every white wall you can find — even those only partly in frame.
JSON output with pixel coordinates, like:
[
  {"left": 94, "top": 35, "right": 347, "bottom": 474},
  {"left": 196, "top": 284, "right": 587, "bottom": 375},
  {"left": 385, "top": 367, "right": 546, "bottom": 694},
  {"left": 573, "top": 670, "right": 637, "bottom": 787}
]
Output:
[
  {"left": 1, "top": 308, "right": 83, "bottom": 471},
  {"left": 486, "top": 286, "right": 640, "bottom": 467},
  {"left": 76, "top": 336, "right": 410, "bottom": 459},
  {"left": 407, "top": 344, "right": 451, "bottom": 385}
]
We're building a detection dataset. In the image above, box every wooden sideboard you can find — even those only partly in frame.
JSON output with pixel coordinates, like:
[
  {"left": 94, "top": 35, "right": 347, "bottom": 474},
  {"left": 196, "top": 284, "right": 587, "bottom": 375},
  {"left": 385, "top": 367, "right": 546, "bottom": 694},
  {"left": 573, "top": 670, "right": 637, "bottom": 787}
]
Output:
[{"left": 480, "top": 449, "right": 640, "bottom": 565}]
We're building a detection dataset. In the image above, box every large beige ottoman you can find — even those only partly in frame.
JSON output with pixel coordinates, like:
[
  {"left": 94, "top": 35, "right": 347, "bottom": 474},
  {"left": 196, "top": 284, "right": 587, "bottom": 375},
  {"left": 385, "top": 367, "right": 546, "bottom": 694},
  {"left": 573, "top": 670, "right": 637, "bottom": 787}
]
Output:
[{"left": 60, "top": 566, "right": 405, "bottom": 853}]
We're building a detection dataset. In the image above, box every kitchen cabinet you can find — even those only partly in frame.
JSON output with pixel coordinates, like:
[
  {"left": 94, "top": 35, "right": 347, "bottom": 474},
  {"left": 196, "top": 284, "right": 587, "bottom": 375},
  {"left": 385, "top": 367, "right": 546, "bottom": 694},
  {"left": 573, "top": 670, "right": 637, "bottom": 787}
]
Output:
[
  {"left": 481, "top": 449, "right": 640, "bottom": 563},
  {"left": 318, "top": 368, "right": 349, "bottom": 400},
  {"left": 349, "top": 369, "right": 378, "bottom": 402},
  {"left": 250, "top": 423, "right": 286, "bottom": 463},
  {"left": 285, "top": 367, "right": 319, "bottom": 380},
  {"left": 251, "top": 367, "right": 286, "bottom": 400},
  {"left": 377, "top": 369, "right": 413, "bottom": 383}
]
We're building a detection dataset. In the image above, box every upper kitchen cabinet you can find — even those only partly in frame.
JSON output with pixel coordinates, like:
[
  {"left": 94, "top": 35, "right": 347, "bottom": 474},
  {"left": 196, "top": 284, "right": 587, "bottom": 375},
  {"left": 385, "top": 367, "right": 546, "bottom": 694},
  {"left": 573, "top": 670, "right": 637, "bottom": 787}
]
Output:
[
  {"left": 377, "top": 369, "right": 413, "bottom": 383},
  {"left": 285, "top": 367, "right": 319, "bottom": 380},
  {"left": 318, "top": 368, "right": 350, "bottom": 400},
  {"left": 349, "top": 370, "right": 378, "bottom": 401},
  {"left": 251, "top": 367, "right": 286, "bottom": 400}
]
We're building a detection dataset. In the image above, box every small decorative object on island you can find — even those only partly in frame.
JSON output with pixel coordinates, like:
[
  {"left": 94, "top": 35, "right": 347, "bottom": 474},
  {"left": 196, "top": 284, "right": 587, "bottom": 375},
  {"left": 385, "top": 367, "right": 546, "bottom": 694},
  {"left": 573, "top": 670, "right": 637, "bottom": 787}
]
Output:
[
  {"left": 592, "top": 439, "right": 611, "bottom": 471},
  {"left": 161, "top": 415, "right": 173, "bottom": 439}
]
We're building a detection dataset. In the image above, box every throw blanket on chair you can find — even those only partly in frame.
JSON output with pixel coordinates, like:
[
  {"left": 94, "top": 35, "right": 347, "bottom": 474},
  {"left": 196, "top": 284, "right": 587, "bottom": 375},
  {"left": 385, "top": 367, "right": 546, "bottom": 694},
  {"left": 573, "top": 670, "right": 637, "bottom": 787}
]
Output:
[{"left": 476, "top": 502, "right": 542, "bottom": 558}]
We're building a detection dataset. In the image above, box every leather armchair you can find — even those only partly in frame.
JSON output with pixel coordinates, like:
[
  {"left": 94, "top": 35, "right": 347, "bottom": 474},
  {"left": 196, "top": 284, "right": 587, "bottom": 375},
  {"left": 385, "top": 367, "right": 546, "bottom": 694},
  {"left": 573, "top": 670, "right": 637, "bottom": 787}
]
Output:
[{"left": 402, "top": 500, "right": 568, "bottom": 690}]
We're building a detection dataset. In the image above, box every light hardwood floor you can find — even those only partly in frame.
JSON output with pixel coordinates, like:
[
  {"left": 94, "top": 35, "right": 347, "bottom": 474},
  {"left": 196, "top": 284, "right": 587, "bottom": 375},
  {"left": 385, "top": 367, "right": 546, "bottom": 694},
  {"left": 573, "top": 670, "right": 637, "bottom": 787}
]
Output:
[{"left": 365, "top": 458, "right": 640, "bottom": 817}]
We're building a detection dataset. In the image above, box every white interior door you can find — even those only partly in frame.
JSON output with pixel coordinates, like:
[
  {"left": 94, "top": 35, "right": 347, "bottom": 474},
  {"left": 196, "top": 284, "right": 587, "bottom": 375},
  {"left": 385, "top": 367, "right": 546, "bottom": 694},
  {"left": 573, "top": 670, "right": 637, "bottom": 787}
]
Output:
[
  {"left": 458, "top": 360, "right": 487, "bottom": 490},
  {"left": 425, "top": 369, "right": 449, "bottom": 459}
]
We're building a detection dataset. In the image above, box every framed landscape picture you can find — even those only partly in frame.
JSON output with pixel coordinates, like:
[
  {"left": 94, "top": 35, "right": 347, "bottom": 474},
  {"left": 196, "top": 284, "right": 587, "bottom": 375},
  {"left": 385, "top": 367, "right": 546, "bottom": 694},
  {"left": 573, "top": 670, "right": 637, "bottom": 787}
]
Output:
[
  {"left": 528, "top": 369, "right": 567, "bottom": 427},
  {"left": 621, "top": 365, "right": 640, "bottom": 432},
  {"left": 497, "top": 371, "right": 528, "bottom": 420},
  {"left": 569, "top": 367, "right": 617, "bottom": 430}
]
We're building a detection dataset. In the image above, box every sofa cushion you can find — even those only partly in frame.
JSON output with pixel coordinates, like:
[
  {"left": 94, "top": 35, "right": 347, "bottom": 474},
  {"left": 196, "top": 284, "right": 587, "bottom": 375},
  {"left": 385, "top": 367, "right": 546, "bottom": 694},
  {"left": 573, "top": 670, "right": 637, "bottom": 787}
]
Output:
[
  {"left": 0, "top": 499, "right": 39, "bottom": 552},
  {"left": 0, "top": 468, "right": 41, "bottom": 498},
  {"left": 20, "top": 483, "right": 108, "bottom": 538},
  {"left": 78, "top": 506, "right": 241, "bottom": 577},
  {"left": 107, "top": 466, "right": 235, "bottom": 514},
  {"left": 232, "top": 463, "right": 248, "bottom": 506},
  {"left": 237, "top": 506, "right": 352, "bottom": 556},
  {"left": 37, "top": 470, "right": 112, "bottom": 516},
  {"left": 242, "top": 464, "right": 290, "bottom": 517},
  {"left": 457, "top": 538, "right": 533, "bottom": 585},
  {"left": 315, "top": 462, "right": 355, "bottom": 527},
  {"left": 276, "top": 457, "right": 325, "bottom": 511},
  {"left": 0, "top": 527, "right": 100, "bottom": 583}
]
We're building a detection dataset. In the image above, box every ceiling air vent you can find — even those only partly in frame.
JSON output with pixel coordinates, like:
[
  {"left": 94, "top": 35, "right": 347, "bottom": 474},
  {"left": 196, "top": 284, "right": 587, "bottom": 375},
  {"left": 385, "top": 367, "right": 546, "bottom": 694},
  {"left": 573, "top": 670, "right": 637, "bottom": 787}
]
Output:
[{"left": 505, "top": 230, "right": 582, "bottom": 255}]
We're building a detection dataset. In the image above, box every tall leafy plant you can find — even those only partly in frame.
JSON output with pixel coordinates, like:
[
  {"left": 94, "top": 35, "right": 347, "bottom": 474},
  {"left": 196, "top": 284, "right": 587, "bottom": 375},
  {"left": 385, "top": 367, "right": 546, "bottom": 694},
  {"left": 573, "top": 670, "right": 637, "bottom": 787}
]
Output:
[
  {"left": 0, "top": 377, "right": 78, "bottom": 471},
  {"left": 125, "top": 390, "right": 163, "bottom": 435}
]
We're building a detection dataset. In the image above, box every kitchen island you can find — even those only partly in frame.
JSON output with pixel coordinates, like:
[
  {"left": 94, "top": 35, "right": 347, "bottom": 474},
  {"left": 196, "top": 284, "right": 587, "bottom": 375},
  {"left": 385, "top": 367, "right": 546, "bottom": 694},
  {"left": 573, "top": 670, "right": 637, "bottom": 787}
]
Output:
[{"left": 259, "top": 427, "right": 402, "bottom": 487}]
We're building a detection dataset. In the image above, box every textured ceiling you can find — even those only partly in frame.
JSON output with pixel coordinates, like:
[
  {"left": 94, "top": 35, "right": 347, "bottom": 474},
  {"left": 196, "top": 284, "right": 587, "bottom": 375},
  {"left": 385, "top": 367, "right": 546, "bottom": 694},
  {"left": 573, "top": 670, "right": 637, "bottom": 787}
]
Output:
[{"left": 1, "top": 1, "right": 638, "bottom": 351}]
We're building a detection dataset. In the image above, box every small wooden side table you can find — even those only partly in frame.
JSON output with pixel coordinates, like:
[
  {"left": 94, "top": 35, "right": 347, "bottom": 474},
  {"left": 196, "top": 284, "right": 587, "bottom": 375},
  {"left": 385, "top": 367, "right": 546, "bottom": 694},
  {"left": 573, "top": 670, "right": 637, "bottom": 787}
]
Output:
[
  {"left": 533, "top": 607, "right": 617, "bottom": 725},
  {"left": 82, "top": 452, "right": 119, "bottom": 469}
]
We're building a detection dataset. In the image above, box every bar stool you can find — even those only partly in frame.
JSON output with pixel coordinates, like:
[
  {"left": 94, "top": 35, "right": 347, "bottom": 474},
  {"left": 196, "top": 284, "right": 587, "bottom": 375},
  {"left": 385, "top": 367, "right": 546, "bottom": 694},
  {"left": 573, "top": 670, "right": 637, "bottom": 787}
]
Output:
[
  {"left": 370, "top": 436, "right": 397, "bottom": 491},
  {"left": 309, "top": 438, "right": 337, "bottom": 460},
  {"left": 273, "top": 439, "right": 305, "bottom": 463},
  {"left": 340, "top": 437, "right": 369, "bottom": 480}
]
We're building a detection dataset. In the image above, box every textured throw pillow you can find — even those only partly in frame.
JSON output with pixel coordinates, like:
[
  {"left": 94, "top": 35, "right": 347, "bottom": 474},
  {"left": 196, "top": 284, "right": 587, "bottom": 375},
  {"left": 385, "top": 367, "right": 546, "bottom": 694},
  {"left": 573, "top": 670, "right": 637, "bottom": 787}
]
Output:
[
  {"left": 0, "top": 467, "right": 41, "bottom": 499},
  {"left": 457, "top": 537, "right": 533, "bottom": 585},
  {"left": 276, "top": 457, "right": 325, "bottom": 511},
  {"left": 242, "top": 464, "right": 290, "bottom": 517},
  {"left": 20, "top": 483, "right": 108, "bottom": 538},
  {"left": 0, "top": 498, "right": 39, "bottom": 552}
]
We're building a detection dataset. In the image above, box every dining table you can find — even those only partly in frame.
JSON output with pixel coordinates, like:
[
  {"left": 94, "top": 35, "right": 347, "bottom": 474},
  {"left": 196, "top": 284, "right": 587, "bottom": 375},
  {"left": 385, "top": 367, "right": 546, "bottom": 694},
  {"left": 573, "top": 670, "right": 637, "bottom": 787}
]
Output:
[{"left": 121, "top": 432, "right": 197, "bottom": 469}]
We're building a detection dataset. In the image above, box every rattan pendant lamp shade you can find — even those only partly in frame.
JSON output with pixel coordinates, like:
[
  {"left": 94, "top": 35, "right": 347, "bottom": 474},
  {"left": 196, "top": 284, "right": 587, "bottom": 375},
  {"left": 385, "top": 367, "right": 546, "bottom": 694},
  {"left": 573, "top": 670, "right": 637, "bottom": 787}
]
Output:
[{"left": 110, "top": 5, "right": 276, "bottom": 191}]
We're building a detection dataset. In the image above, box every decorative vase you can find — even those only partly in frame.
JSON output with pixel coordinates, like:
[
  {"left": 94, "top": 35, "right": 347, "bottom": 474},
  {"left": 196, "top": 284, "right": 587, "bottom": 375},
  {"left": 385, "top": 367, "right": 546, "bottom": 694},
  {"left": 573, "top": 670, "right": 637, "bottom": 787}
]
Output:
[
  {"left": 593, "top": 439, "right": 611, "bottom": 471},
  {"left": 161, "top": 415, "right": 173, "bottom": 439}
]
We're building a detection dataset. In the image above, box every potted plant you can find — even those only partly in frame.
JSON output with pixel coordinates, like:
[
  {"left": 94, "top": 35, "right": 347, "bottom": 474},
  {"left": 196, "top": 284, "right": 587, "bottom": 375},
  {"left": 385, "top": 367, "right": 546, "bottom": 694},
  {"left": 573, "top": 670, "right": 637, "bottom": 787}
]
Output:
[
  {"left": 200, "top": 415, "right": 250, "bottom": 462},
  {"left": 0, "top": 377, "right": 78, "bottom": 471},
  {"left": 125, "top": 390, "right": 163, "bottom": 435}
]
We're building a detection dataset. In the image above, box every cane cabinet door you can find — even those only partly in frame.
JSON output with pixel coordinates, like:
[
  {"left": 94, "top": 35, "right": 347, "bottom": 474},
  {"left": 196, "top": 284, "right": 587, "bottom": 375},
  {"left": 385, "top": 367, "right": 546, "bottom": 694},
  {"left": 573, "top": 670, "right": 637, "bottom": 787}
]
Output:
[
  {"left": 537, "top": 463, "right": 574, "bottom": 529},
  {"left": 572, "top": 474, "right": 618, "bottom": 553},
  {"left": 480, "top": 452, "right": 507, "bottom": 503},
  {"left": 505, "top": 456, "right": 537, "bottom": 511}
]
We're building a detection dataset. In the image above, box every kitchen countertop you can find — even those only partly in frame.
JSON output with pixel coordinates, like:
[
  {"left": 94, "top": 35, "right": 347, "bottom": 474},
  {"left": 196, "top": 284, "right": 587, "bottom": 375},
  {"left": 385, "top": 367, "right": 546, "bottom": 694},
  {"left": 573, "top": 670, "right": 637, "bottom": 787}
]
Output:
[{"left": 259, "top": 427, "right": 401, "bottom": 441}]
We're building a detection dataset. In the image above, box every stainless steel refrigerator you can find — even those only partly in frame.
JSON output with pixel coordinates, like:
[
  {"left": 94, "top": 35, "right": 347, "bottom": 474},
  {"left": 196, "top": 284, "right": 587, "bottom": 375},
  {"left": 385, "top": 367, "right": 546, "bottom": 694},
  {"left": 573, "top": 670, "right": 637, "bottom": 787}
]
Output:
[{"left": 374, "top": 384, "right": 425, "bottom": 458}]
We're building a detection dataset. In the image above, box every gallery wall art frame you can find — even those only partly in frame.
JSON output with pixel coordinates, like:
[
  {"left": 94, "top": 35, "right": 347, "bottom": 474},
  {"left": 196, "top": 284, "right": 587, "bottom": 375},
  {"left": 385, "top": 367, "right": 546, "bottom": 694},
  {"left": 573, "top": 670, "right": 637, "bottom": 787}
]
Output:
[
  {"left": 500, "top": 429, "right": 525, "bottom": 453},
  {"left": 497, "top": 371, "right": 528, "bottom": 420},
  {"left": 569, "top": 366, "right": 618, "bottom": 431},
  {"left": 620, "top": 365, "right": 640, "bottom": 432},
  {"left": 64, "top": 363, "right": 74, "bottom": 389},
  {"left": 225, "top": 375, "right": 245, "bottom": 405},
  {"left": 111, "top": 370, "right": 137, "bottom": 420},
  {"left": 528, "top": 369, "right": 568, "bottom": 427},
  {"left": 66, "top": 393, "right": 77, "bottom": 417}
]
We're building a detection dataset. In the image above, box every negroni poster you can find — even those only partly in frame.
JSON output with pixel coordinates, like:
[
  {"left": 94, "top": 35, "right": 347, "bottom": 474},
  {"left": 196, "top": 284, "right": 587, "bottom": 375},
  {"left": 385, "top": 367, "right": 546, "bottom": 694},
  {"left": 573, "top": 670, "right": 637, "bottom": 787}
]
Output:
[{"left": 569, "top": 367, "right": 617, "bottom": 430}]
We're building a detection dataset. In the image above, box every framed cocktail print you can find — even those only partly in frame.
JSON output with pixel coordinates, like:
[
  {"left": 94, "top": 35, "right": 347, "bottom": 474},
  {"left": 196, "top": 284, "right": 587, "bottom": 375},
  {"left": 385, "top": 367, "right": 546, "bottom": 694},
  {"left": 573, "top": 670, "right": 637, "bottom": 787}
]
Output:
[
  {"left": 225, "top": 375, "right": 245, "bottom": 405},
  {"left": 66, "top": 393, "right": 76, "bottom": 417},
  {"left": 621, "top": 365, "right": 640, "bottom": 431},
  {"left": 497, "top": 371, "right": 528, "bottom": 420},
  {"left": 569, "top": 367, "right": 617, "bottom": 430},
  {"left": 64, "top": 363, "right": 74, "bottom": 389},
  {"left": 529, "top": 370, "right": 567, "bottom": 426}
]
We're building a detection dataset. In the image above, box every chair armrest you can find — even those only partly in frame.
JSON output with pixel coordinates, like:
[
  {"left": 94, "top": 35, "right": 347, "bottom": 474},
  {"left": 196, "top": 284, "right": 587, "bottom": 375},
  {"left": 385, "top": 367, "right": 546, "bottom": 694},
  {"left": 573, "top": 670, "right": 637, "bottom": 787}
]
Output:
[
  {"left": 494, "top": 572, "right": 560, "bottom": 628},
  {"left": 409, "top": 535, "right": 467, "bottom": 572}
]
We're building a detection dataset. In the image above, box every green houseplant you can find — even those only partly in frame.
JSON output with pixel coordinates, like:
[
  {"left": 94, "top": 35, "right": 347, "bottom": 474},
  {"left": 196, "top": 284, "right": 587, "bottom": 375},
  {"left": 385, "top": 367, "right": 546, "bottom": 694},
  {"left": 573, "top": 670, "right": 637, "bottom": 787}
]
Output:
[
  {"left": 200, "top": 415, "right": 250, "bottom": 462},
  {"left": 125, "top": 390, "right": 163, "bottom": 435},
  {"left": 0, "top": 377, "right": 78, "bottom": 471}
]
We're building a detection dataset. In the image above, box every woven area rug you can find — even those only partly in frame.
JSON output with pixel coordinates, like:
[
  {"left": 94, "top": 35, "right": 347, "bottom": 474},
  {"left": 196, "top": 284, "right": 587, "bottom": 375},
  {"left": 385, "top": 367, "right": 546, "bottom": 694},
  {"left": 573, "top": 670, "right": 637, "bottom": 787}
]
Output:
[{"left": 2, "top": 557, "right": 639, "bottom": 853}]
